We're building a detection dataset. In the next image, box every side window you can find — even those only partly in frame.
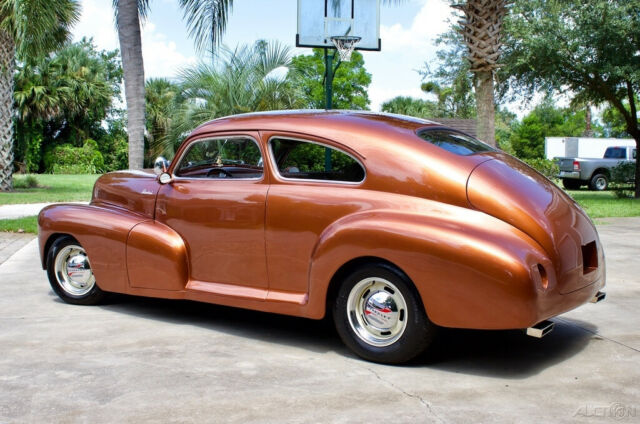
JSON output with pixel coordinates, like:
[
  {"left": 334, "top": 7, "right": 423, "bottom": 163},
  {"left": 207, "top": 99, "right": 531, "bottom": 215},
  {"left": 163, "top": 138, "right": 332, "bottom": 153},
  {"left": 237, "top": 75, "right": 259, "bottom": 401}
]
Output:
[
  {"left": 175, "top": 137, "right": 263, "bottom": 179},
  {"left": 270, "top": 138, "right": 365, "bottom": 183}
]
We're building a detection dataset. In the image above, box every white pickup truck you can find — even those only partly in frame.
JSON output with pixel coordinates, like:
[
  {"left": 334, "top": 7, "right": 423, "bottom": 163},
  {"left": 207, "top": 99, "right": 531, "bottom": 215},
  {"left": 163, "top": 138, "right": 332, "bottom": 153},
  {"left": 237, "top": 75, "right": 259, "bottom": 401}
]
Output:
[{"left": 556, "top": 146, "right": 637, "bottom": 190}]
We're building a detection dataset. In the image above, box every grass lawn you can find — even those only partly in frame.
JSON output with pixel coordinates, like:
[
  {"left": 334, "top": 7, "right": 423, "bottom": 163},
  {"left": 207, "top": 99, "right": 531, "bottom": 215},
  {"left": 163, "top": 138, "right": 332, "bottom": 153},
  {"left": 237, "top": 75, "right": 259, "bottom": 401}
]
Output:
[
  {"left": 567, "top": 190, "right": 640, "bottom": 218},
  {"left": 0, "top": 216, "right": 38, "bottom": 234},
  {"left": 0, "top": 174, "right": 100, "bottom": 205}
]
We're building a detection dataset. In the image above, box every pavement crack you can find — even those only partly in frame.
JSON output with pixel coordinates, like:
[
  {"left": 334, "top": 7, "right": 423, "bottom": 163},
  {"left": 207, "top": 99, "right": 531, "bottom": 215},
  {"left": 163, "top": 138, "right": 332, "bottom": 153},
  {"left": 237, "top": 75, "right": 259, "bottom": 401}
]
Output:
[
  {"left": 555, "top": 317, "right": 640, "bottom": 354},
  {"left": 364, "top": 366, "right": 446, "bottom": 424}
]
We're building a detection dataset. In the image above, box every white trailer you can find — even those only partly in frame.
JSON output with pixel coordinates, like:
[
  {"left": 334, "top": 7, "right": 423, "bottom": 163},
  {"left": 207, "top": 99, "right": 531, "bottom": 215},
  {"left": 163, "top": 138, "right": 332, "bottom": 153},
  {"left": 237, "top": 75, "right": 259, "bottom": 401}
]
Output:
[{"left": 545, "top": 137, "right": 635, "bottom": 160}]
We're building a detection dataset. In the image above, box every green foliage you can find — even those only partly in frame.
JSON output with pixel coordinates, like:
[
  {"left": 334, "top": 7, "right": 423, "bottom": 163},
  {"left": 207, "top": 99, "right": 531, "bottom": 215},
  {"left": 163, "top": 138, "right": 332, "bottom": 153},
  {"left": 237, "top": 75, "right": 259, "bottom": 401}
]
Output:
[
  {"left": 13, "top": 38, "right": 123, "bottom": 168},
  {"left": 509, "top": 99, "right": 600, "bottom": 160},
  {"left": 24, "top": 133, "right": 42, "bottom": 173},
  {"left": 502, "top": 0, "right": 640, "bottom": 195},
  {"left": 381, "top": 96, "right": 439, "bottom": 118},
  {"left": 146, "top": 78, "right": 181, "bottom": 161},
  {"left": 44, "top": 140, "right": 104, "bottom": 174},
  {"left": 12, "top": 174, "right": 38, "bottom": 189},
  {"left": 522, "top": 158, "right": 559, "bottom": 180},
  {"left": 420, "top": 28, "right": 476, "bottom": 118},
  {"left": 610, "top": 161, "right": 636, "bottom": 198},
  {"left": 163, "top": 41, "right": 303, "bottom": 157},
  {"left": 290, "top": 48, "right": 371, "bottom": 110}
]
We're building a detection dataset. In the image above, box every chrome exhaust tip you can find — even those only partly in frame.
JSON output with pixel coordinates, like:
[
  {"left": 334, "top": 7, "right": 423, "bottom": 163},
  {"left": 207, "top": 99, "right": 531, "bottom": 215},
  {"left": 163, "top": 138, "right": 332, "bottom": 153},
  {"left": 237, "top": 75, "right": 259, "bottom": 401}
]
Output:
[
  {"left": 526, "top": 320, "right": 555, "bottom": 338},
  {"left": 590, "top": 291, "right": 606, "bottom": 303}
]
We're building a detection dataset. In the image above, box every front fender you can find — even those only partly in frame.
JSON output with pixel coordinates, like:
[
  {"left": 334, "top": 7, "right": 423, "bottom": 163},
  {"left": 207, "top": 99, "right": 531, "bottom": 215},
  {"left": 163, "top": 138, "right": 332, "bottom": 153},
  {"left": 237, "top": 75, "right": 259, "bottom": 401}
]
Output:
[
  {"left": 38, "top": 204, "right": 147, "bottom": 293},
  {"left": 307, "top": 209, "right": 555, "bottom": 329}
]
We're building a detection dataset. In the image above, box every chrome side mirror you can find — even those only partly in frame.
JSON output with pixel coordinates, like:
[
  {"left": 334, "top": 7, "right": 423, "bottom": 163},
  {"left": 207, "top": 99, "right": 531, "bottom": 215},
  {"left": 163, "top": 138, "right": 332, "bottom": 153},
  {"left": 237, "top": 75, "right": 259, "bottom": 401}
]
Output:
[
  {"left": 154, "top": 156, "right": 170, "bottom": 175},
  {"left": 158, "top": 172, "right": 172, "bottom": 184}
]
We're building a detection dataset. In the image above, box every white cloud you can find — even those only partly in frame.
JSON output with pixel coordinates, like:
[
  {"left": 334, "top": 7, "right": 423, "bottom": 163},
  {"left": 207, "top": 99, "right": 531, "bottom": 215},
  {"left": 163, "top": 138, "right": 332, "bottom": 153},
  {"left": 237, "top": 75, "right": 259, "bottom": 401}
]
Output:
[{"left": 366, "top": 0, "right": 454, "bottom": 111}]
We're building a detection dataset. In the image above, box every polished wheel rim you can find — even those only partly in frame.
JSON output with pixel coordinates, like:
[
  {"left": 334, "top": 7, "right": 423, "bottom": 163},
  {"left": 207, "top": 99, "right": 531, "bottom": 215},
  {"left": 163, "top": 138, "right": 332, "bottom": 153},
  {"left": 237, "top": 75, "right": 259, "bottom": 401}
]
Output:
[
  {"left": 347, "top": 277, "right": 408, "bottom": 347},
  {"left": 595, "top": 177, "right": 606, "bottom": 190},
  {"left": 54, "top": 244, "right": 95, "bottom": 296}
]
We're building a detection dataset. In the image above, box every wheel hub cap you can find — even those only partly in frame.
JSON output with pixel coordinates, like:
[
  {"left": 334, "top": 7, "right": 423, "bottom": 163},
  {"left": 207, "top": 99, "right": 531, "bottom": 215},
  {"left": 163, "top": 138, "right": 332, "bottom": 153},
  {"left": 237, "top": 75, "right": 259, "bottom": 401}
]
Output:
[
  {"left": 363, "top": 291, "right": 399, "bottom": 330},
  {"left": 66, "top": 254, "right": 92, "bottom": 286}
]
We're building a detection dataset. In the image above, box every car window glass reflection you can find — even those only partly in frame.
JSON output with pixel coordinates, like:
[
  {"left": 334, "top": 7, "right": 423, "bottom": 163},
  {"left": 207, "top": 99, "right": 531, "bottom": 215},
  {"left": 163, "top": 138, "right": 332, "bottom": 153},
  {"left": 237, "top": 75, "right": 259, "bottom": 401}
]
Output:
[
  {"left": 270, "top": 138, "right": 365, "bottom": 183},
  {"left": 418, "top": 130, "right": 494, "bottom": 156},
  {"left": 175, "top": 137, "right": 263, "bottom": 179}
]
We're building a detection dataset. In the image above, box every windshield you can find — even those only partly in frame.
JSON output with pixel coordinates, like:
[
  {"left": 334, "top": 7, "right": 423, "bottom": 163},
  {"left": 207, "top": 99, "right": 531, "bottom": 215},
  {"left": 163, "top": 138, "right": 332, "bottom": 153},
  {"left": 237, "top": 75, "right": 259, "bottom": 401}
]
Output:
[{"left": 417, "top": 129, "right": 495, "bottom": 156}]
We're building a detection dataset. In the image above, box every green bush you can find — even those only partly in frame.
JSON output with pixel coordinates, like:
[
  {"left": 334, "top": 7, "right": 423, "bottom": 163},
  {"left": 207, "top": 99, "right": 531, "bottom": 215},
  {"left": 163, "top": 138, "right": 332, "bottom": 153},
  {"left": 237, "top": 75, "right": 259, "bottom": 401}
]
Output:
[
  {"left": 25, "top": 134, "right": 42, "bottom": 173},
  {"left": 522, "top": 158, "right": 560, "bottom": 180},
  {"left": 610, "top": 161, "right": 635, "bottom": 198},
  {"left": 44, "top": 140, "right": 105, "bottom": 174},
  {"left": 12, "top": 175, "right": 39, "bottom": 189}
]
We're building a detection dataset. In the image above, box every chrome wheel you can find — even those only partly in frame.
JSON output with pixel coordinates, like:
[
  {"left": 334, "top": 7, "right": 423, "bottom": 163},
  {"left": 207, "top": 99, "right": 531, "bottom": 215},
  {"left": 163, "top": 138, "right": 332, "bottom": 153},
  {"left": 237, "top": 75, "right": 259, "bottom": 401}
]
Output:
[
  {"left": 53, "top": 244, "right": 95, "bottom": 296},
  {"left": 594, "top": 177, "right": 607, "bottom": 190},
  {"left": 346, "top": 277, "right": 408, "bottom": 347}
]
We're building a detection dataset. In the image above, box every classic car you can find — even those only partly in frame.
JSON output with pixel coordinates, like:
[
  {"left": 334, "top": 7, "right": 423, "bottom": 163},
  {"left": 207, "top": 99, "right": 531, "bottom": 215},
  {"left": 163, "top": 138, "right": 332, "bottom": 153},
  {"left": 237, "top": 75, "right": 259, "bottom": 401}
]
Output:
[{"left": 38, "top": 110, "right": 606, "bottom": 364}]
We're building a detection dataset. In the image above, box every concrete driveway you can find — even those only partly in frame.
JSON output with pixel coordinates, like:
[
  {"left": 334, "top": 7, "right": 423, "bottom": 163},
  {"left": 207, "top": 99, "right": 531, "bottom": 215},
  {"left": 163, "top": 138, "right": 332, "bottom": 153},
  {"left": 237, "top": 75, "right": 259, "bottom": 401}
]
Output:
[{"left": 1, "top": 219, "right": 638, "bottom": 423}]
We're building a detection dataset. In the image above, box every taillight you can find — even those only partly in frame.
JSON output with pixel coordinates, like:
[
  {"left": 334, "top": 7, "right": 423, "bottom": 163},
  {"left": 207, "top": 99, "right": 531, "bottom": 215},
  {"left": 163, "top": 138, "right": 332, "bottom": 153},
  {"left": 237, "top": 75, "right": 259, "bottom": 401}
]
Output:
[{"left": 573, "top": 161, "right": 581, "bottom": 171}]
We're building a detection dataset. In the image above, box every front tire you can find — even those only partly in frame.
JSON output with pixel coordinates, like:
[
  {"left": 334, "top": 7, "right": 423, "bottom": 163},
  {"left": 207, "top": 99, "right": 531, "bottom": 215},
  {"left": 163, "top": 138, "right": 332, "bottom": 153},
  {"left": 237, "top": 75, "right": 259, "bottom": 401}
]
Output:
[
  {"left": 46, "top": 236, "right": 106, "bottom": 305},
  {"left": 589, "top": 173, "right": 608, "bottom": 191},
  {"left": 333, "top": 263, "right": 436, "bottom": 364}
]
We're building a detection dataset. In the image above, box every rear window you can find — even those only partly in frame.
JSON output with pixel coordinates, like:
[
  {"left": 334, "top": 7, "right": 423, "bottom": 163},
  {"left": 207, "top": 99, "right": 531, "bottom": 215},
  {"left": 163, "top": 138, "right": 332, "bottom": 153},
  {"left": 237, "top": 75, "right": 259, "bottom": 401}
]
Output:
[
  {"left": 417, "top": 129, "right": 495, "bottom": 156},
  {"left": 604, "top": 147, "right": 626, "bottom": 159}
]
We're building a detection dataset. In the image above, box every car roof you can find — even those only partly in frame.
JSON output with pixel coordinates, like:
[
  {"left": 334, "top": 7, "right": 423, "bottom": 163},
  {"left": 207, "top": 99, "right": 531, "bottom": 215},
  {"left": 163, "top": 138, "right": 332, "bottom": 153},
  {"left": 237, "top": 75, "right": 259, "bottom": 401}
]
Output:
[{"left": 189, "top": 110, "right": 445, "bottom": 142}]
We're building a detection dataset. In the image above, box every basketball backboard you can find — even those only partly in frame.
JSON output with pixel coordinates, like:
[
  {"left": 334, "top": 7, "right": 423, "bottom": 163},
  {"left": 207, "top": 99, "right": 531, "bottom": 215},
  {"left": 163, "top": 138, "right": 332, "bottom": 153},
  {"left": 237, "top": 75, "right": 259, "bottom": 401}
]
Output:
[{"left": 297, "top": 0, "right": 381, "bottom": 51}]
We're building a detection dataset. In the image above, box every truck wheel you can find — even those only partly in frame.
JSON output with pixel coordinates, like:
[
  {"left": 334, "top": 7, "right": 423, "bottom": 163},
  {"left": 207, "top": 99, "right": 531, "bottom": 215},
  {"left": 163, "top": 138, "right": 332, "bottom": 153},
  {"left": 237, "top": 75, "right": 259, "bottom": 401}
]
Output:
[
  {"left": 589, "top": 173, "right": 608, "bottom": 191},
  {"left": 562, "top": 179, "right": 582, "bottom": 190},
  {"left": 333, "top": 262, "right": 436, "bottom": 364}
]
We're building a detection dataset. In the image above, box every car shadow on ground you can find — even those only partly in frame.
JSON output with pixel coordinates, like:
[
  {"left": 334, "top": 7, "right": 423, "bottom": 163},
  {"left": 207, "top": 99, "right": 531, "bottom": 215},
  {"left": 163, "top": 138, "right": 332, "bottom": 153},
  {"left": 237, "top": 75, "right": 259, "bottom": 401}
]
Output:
[{"left": 90, "top": 294, "right": 595, "bottom": 379}]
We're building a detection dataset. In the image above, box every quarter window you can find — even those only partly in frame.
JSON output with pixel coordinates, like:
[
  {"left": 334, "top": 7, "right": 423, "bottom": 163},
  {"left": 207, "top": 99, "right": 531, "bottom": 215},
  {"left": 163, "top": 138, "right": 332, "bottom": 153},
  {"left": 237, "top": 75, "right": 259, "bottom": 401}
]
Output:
[
  {"left": 175, "top": 137, "right": 263, "bottom": 179},
  {"left": 270, "top": 138, "right": 365, "bottom": 183}
]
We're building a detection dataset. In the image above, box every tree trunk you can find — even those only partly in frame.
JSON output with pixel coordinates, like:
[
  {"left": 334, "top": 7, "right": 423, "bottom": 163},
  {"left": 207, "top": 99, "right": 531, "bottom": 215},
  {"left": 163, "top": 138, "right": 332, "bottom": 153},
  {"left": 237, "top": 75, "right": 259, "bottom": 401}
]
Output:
[
  {"left": 117, "top": 0, "right": 145, "bottom": 170},
  {"left": 0, "top": 30, "right": 15, "bottom": 191},
  {"left": 475, "top": 71, "right": 495, "bottom": 146}
]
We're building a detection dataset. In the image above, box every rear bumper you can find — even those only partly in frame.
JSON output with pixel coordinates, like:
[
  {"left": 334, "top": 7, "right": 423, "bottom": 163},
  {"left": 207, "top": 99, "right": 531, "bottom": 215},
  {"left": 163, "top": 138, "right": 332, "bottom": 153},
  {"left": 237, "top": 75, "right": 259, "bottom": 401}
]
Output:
[{"left": 557, "top": 171, "right": 581, "bottom": 180}]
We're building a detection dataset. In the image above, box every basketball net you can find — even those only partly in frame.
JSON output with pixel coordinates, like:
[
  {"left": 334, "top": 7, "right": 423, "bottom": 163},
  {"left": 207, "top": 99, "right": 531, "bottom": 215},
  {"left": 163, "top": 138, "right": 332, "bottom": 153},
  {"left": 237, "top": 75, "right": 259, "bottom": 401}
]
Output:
[{"left": 330, "top": 36, "right": 362, "bottom": 62}]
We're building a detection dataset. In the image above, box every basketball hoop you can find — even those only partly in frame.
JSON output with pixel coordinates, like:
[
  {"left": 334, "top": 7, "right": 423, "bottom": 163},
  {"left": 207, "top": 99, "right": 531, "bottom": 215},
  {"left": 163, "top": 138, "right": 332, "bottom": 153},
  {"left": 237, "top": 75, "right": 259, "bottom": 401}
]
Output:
[{"left": 330, "top": 36, "right": 361, "bottom": 62}]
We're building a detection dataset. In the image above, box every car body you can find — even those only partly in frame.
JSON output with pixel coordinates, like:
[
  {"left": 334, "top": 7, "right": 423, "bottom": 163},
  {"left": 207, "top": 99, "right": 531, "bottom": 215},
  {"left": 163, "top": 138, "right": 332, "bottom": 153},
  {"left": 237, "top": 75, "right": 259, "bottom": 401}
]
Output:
[
  {"left": 556, "top": 146, "right": 637, "bottom": 190},
  {"left": 39, "top": 110, "right": 606, "bottom": 363}
]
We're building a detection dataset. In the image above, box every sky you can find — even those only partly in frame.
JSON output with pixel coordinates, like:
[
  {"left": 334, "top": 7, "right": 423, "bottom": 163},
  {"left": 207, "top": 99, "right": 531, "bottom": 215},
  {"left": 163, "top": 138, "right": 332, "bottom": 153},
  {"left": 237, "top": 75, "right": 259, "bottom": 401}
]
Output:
[{"left": 72, "top": 0, "right": 459, "bottom": 111}]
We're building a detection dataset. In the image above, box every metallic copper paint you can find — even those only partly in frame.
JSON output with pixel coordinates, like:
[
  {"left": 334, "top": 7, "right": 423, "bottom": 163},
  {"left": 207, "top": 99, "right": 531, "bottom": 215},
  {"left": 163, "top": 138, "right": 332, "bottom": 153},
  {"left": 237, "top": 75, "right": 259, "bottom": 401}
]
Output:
[{"left": 38, "top": 111, "right": 606, "bottom": 329}]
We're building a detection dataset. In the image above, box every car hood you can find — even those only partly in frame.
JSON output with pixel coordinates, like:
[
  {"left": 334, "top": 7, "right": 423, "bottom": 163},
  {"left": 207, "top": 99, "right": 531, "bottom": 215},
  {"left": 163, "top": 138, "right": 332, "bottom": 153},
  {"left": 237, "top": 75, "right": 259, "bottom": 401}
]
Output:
[
  {"left": 467, "top": 153, "right": 601, "bottom": 293},
  {"left": 92, "top": 170, "right": 161, "bottom": 218}
]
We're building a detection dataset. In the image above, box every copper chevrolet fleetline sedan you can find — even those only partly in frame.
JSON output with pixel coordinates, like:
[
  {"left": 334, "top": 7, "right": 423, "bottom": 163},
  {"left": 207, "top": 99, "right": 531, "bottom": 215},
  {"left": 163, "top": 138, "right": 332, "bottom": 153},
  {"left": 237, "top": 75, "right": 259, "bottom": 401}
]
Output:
[{"left": 38, "top": 111, "right": 606, "bottom": 363}]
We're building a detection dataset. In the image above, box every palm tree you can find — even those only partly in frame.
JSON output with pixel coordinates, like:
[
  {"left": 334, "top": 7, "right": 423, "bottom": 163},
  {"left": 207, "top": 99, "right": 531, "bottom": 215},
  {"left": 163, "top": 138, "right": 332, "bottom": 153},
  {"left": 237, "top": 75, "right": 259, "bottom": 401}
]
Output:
[
  {"left": 113, "top": 0, "right": 233, "bottom": 170},
  {"left": 145, "top": 78, "right": 181, "bottom": 160},
  {"left": 156, "top": 40, "right": 301, "bottom": 156},
  {"left": 452, "top": 0, "right": 511, "bottom": 146},
  {"left": 0, "top": 0, "right": 79, "bottom": 191}
]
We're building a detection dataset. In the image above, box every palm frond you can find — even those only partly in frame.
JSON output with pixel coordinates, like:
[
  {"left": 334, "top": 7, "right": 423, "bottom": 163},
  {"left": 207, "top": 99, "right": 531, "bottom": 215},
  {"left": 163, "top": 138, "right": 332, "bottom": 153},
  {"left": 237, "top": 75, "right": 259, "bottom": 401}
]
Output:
[{"left": 179, "top": 0, "right": 233, "bottom": 54}]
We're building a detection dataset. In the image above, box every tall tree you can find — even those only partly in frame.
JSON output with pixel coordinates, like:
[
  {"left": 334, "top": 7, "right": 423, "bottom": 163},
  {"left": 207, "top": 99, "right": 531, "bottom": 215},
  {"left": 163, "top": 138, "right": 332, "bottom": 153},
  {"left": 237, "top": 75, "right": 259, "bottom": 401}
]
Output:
[
  {"left": 113, "top": 0, "right": 233, "bottom": 170},
  {"left": 0, "top": 0, "right": 79, "bottom": 191},
  {"left": 452, "top": 0, "right": 510, "bottom": 146},
  {"left": 502, "top": 0, "right": 640, "bottom": 197},
  {"left": 290, "top": 48, "right": 371, "bottom": 110}
]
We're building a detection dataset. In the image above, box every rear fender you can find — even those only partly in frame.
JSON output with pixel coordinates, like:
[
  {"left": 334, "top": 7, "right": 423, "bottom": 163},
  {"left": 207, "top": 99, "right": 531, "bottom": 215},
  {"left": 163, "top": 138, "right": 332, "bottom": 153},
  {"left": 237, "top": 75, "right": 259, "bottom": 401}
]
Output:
[{"left": 306, "top": 210, "right": 554, "bottom": 328}]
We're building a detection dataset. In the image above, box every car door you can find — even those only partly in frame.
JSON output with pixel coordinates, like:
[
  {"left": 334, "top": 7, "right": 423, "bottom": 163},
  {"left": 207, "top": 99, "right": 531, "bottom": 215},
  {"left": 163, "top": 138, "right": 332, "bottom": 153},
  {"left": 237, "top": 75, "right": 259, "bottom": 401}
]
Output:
[
  {"left": 262, "top": 132, "right": 367, "bottom": 294},
  {"left": 155, "top": 133, "right": 269, "bottom": 289}
]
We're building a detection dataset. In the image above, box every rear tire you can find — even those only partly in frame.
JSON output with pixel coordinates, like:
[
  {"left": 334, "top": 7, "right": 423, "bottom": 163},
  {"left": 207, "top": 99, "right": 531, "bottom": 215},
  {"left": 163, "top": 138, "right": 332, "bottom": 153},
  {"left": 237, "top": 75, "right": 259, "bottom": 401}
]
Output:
[
  {"left": 46, "top": 236, "right": 106, "bottom": 305},
  {"left": 333, "top": 263, "right": 436, "bottom": 364},
  {"left": 589, "top": 173, "right": 608, "bottom": 191},
  {"left": 562, "top": 179, "right": 582, "bottom": 190}
]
